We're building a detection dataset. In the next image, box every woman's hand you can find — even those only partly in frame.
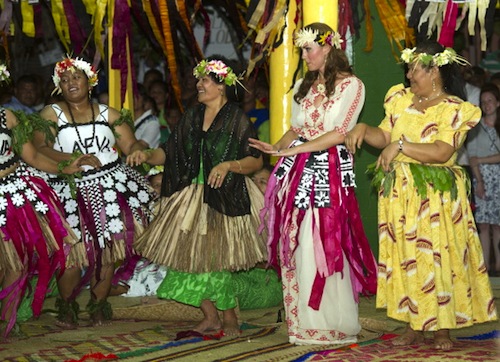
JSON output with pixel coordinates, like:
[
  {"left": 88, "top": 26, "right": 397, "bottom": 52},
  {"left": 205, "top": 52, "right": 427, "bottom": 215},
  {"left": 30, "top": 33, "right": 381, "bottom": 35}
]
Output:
[
  {"left": 376, "top": 141, "right": 400, "bottom": 172},
  {"left": 126, "top": 150, "right": 150, "bottom": 167},
  {"left": 61, "top": 154, "right": 100, "bottom": 174},
  {"left": 345, "top": 124, "right": 367, "bottom": 154},
  {"left": 248, "top": 138, "right": 278, "bottom": 154},
  {"left": 76, "top": 154, "right": 102, "bottom": 169},
  {"left": 475, "top": 180, "right": 486, "bottom": 199},
  {"left": 208, "top": 162, "right": 231, "bottom": 189}
]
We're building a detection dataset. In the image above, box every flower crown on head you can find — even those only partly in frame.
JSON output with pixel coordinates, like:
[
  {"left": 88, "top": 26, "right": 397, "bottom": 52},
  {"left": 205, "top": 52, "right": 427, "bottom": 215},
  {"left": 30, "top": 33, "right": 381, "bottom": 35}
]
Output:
[
  {"left": 0, "top": 63, "right": 10, "bottom": 83},
  {"left": 294, "top": 28, "right": 343, "bottom": 49},
  {"left": 400, "top": 47, "right": 470, "bottom": 67},
  {"left": 52, "top": 55, "right": 99, "bottom": 94},
  {"left": 193, "top": 59, "right": 241, "bottom": 87}
]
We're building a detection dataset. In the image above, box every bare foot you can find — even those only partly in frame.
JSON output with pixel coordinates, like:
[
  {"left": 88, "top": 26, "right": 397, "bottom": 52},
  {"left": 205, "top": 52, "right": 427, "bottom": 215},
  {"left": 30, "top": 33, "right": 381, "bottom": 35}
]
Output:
[
  {"left": 433, "top": 329, "right": 453, "bottom": 350},
  {"left": 392, "top": 326, "right": 425, "bottom": 346},
  {"left": 193, "top": 316, "right": 222, "bottom": 334},
  {"left": 222, "top": 309, "right": 241, "bottom": 337}
]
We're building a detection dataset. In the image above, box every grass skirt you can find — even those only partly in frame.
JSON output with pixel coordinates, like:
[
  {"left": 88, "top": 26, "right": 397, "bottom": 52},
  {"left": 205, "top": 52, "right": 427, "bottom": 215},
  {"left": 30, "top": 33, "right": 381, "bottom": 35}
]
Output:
[{"left": 135, "top": 178, "right": 267, "bottom": 273}]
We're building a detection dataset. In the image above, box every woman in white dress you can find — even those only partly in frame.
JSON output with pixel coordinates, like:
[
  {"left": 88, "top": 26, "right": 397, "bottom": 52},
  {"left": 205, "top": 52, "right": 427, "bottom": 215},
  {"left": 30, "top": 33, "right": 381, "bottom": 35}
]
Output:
[{"left": 249, "top": 23, "right": 377, "bottom": 345}]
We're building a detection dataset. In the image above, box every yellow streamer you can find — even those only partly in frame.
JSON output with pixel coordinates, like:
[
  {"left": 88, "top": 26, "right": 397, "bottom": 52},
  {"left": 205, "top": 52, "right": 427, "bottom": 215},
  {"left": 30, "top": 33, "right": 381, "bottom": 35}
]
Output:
[
  {"left": 142, "top": 0, "right": 167, "bottom": 56},
  {"left": 20, "top": 1, "right": 35, "bottom": 37},
  {"left": 158, "top": 0, "right": 182, "bottom": 111},
  {"left": 93, "top": 0, "right": 108, "bottom": 61},
  {"left": 50, "top": 0, "right": 70, "bottom": 53}
]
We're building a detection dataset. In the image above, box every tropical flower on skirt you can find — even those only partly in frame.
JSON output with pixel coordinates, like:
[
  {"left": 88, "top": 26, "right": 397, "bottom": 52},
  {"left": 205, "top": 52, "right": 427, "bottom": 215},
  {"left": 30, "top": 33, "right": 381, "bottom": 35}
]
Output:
[{"left": 35, "top": 201, "right": 49, "bottom": 214}]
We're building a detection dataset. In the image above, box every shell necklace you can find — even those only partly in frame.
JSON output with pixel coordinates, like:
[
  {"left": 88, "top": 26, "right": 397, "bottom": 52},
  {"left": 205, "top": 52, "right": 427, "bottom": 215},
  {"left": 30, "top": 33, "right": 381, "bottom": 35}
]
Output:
[
  {"left": 417, "top": 91, "right": 443, "bottom": 103},
  {"left": 65, "top": 101, "right": 96, "bottom": 153}
]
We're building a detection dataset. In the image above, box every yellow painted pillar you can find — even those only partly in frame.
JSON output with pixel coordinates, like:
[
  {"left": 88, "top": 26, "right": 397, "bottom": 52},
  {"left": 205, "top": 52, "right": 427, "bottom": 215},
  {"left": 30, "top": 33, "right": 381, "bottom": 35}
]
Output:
[
  {"left": 268, "top": 0, "right": 339, "bottom": 149},
  {"left": 303, "top": 0, "right": 338, "bottom": 30},
  {"left": 269, "top": 0, "right": 300, "bottom": 146},
  {"left": 107, "top": 0, "right": 134, "bottom": 114}
]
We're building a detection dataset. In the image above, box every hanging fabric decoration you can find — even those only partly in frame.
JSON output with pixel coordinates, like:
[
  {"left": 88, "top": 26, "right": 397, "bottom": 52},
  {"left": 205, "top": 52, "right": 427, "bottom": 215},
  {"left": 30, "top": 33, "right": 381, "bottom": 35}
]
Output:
[
  {"left": 62, "top": 0, "right": 87, "bottom": 54},
  {"left": 373, "top": 0, "right": 415, "bottom": 59},
  {"left": 363, "top": 0, "right": 374, "bottom": 51},
  {"left": 111, "top": 0, "right": 134, "bottom": 102},
  {"left": 50, "top": 0, "right": 71, "bottom": 53},
  {"left": 158, "top": 0, "right": 182, "bottom": 109},
  {"left": 92, "top": 0, "right": 108, "bottom": 62},
  {"left": 142, "top": 0, "right": 168, "bottom": 57},
  {"left": 438, "top": 0, "right": 458, "bottom": 47},
  {"left": 338, "top": 0, "right": 354, "bottom": 50},
  {"left": 20, "top": 0, "right": 35, "bottom": 37}
]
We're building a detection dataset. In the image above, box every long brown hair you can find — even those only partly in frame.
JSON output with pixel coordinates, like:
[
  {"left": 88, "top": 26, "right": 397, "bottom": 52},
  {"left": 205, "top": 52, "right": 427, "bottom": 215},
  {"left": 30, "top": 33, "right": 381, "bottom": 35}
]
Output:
[{"left": 294, "top": 23, "right": 352, "bottom": 103}]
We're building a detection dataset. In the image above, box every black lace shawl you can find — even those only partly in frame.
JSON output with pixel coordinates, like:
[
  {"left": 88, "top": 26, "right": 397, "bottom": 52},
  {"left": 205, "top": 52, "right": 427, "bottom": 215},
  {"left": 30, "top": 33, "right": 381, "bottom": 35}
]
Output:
[{"left": 160, "top": 102, "right": 261, "bottom": 216}]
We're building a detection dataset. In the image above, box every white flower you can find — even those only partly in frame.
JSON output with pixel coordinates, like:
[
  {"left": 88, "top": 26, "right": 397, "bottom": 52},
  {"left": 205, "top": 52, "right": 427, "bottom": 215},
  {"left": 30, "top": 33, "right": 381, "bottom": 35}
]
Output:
[
  {"left": 35, "top": 201, "right": 49, "bottom": 214},
  {"left": 127, "top": 180, "right": 138, "bottom": 192},
  {"left": 116, "top": 183, "right": 126, "bottom": 192},
  {"left": 294, "top": 28, "right": 319, "bottom": 47},
  {"left": 0, "top": 185, "right": 7, "bottom": 193},
  {"left": 5, "top": 182, "right": 18, "bottom": 194},
  {"left": 137, "top": 190, "right": 150, "bottom": 203},
  {"left": 67, "top": 214, "right": 80, "bottom": 227},
  {"left": 73, "top": 228, "right": 82, "bottom": 240},
  {"left": 0, "top": 214, "right": 6, "bottom": 227},
  {"left": 108, "top": 218, "right": 123, "bottom": 234},
  {"left": 0, "top": 197, "right": 7, "bottom": 211},
  {"left": 0, "top": 64, "right": 10, "bottom": 82},
  {"left": 11, "top": 193, "right": 25, "bottom": 207},
  {"left": 128, "top": 197, "right": 140, "bottom": 208},
  {"left": 14, "top": 179, "right": 26, "bottom": 190},
  {"left": 115, "top": 171, "right": 127, "bottom": 183},
  {"left": 25, "top": 189, "right": 37, "bottom": 201},
  {"left": 103, "top": 190, "right": 117, "bottom": 202},
  {"left": 105, "top": 203, "right": 121, "bottom": 217},
  {"left": 400, "top": 48, "right": 416, "bottom": 63},
  {"left": 101, "top": 177, "right": 113, "bottom": 188},
  {"left": 64, "top": 199, "right": 78, "bottom": 214},
  {"left": 61, "top": 185, "right": 72, "bottom": 200}
]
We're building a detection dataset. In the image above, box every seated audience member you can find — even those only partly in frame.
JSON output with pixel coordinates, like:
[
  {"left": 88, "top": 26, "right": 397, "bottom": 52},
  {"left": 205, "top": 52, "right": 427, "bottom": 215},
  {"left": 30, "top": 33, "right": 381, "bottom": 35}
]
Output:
[
  {"left": 134, "top": 84, "right": 161, "bottom": 148},
  {"left": 2, "top": 74, "right": 40, "bottom": 114}
]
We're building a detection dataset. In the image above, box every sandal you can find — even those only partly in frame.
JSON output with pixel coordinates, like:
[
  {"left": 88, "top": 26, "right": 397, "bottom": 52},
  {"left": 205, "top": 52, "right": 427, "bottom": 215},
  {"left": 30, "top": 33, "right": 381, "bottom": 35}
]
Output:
[
  {"left": 55, "top": 298, "right": 79, "bottom": 329},
  {"left": 86, "top": 299, "right": 113, "bottom": 326}
]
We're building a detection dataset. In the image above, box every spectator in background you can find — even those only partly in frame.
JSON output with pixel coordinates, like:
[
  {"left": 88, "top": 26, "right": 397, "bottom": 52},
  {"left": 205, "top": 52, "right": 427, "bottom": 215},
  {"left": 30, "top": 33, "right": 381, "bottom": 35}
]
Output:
[
  {"left": 2, "top": 74, "right": 40, "bottom": 114},
  {"left": 143, "top": 68, "right": 164, "bottom": 95},
  {"left": 134, "top": 84, "right": 161, "bottom": 149},
  {"left": 467, "top": 82, "right": 500, "bottom": 276},
  {"left": 489, "top": 72, "right": 500, "bottom": 90},
  {"left": 148, "top": 79, "right": 170, "bottom": 144}
]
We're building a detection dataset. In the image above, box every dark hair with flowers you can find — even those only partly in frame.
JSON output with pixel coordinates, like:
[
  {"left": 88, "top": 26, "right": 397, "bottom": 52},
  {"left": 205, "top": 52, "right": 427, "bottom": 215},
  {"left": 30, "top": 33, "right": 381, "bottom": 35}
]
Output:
[{"left": 52, "top": 55, "right": 98, "bottom": 94}]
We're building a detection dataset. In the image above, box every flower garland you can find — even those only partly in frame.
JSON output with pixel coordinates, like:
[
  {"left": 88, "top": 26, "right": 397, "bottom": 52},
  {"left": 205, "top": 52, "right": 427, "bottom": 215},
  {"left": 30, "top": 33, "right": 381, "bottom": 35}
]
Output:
[
  {"left": 52, "top": 56, "right": 99, "bottom": 94},
  {"left": 0, "top": 64, "right": 10, "bottom": 83},
  {"left": 294, "top": 28, "right": 343, "bottom": 49},
  {"left": 400, "top": 47, "right": 469, "bottom": 67},
  {"left": 193, "top": 59, "right": 240, "bottom": 87}
]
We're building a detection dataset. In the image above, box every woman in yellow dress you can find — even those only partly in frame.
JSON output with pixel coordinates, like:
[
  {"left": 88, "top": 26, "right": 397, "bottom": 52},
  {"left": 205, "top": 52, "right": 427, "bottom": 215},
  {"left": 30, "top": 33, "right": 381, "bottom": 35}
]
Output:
[{"left": 346, "top": 40, "right": 497, "bottom": 350}]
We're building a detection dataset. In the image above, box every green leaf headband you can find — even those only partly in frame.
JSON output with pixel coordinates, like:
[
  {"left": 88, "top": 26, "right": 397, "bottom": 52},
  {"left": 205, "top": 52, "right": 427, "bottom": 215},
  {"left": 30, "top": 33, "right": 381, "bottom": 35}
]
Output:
[{"left": 400, "top": 47, "right": 470, "bottom": 67}]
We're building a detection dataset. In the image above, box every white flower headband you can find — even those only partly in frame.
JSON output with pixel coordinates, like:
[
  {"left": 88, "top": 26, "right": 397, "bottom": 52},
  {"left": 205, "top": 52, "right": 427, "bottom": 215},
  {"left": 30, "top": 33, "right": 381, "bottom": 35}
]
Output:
[
  {"left": 0, "top": 64, "right": 10, "bottom": 83},
  {"left": 193, "top": 59, "right": 241, "bottom": 87},
  {"left": 400, "top": 47, "right": 470, "bottom": 67},
  {"left": 294, "top": 28, "right": 343, "bottom": 49},
  {"left": 52, "top": 56, "right": 99, "bottom": 94}
]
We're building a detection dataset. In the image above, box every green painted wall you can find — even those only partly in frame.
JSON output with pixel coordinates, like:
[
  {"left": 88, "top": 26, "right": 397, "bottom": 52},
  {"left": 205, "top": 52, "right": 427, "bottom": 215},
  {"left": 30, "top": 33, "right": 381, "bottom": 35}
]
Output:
[{"left": 352, "top": 7, "right": 407, "bottom": 257}]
